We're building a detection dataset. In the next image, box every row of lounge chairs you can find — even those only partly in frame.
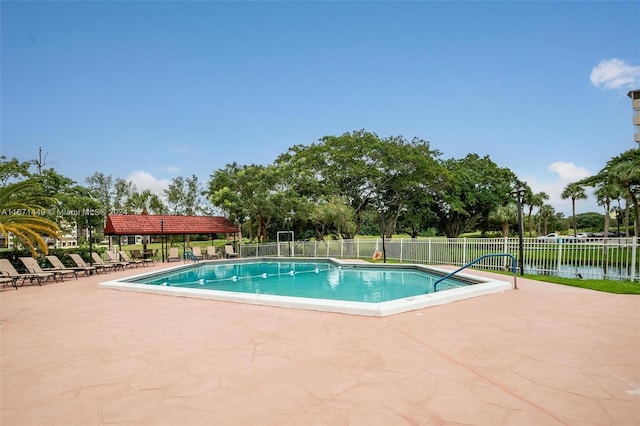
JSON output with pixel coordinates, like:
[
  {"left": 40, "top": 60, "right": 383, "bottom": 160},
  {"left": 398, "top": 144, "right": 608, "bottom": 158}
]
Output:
[
  {"left": 0, "top": 251, "right": 156, "bottom": 290},
  {"left": 2, "top": 246, "right": 240, "bottom": 289},
  {"left": 175, "top": 245, "right": 238, "bottom": 262}
]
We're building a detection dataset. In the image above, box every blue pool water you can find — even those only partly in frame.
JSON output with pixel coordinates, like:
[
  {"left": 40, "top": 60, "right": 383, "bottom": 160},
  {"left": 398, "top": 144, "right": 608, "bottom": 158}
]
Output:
[{"left": 125, "top": 261, "right": 468, "bottom": 303}]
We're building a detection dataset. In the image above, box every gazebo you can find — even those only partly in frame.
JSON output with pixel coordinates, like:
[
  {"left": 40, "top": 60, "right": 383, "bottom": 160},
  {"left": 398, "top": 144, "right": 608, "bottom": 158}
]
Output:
[{"left": 104, "top": 214, "right": 239, "bottom": 261}]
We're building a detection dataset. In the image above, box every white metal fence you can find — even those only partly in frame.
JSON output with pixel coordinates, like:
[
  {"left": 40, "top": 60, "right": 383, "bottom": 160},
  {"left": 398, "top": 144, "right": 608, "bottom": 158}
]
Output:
[{"left": 238, "top": 237, "right": 639, "bottom": 282}]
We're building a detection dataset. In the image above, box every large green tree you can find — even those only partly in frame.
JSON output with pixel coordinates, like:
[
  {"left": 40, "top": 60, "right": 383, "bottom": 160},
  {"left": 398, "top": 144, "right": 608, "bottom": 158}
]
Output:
[
  {"left": 432, "top": 154, "right": 518, "bottom": 238},
  {"left": 165, "top": 174, "right": 207, "bottom": 216},
  {"left": 209, "top": 163, "right": 297, "bottom": 242},
  {"left": 0, "top": 156, "right": 32, "bottom": 186},
  {"left": 309, "top": 196, "right": 356, "bottom": 240},
  {"left": 276, "top": 130, "right": 444, "bottom": 237}
]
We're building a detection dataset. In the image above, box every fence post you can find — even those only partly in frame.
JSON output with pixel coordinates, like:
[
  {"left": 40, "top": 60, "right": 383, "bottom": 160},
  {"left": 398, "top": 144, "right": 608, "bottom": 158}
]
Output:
[
  {"left": 463, "top": 238, "right": 467, "bottom": 265},
  {"left": 400, "top": 238, "right": 403, "bottom": 262},
  {"left": 428, "top": 238, "right": 432, "bottom": 263},
  {"left": 631, "top": 236, "right": 637, "bottom": 283},
  {"left": 357, "top": 239, "right": 360, "bottom": 259},
  {"left": 340, "top": 239, "right": 344, "bottom": 258},
  {"left": 556, "top": 242, "right": 563, "bottom": 275}
]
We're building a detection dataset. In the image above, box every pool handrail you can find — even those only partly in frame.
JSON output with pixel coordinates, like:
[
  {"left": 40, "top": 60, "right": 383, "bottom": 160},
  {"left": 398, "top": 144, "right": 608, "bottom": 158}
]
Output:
[{"left": 433, "top": 254, "right": 517, "bottom": 292}]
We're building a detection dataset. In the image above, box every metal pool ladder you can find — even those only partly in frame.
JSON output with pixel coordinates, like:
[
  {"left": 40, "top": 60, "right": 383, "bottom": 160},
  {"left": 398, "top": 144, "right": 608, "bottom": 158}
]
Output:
[{"left": 432, "top": 254, "right": 518, "bottom": 292}]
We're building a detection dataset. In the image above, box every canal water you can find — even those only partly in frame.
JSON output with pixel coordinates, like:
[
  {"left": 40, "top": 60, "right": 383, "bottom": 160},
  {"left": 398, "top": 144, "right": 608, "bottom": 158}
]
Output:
[{"left": 524, "top": 264, "right": 638, "bottom": 281}]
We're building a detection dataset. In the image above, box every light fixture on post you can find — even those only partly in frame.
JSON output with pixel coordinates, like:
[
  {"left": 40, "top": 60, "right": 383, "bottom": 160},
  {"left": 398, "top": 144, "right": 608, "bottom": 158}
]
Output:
[
  {"left": 378, "top": 203, "right": 388, "bottom": 263},
  {"left": 87, "top": 206, "right": 93, "bottom": 264},
  {"left": 510, "top": 187, "right": 526, "bottom": 276},
  {"left": 284, "top": 212, "right": 292, "bottom": 257}
]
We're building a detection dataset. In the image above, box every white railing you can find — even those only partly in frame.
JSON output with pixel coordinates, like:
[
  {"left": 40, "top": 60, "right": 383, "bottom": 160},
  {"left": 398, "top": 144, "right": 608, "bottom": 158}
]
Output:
[{"left": 238, "top": 237, "right": 639, "bottom": 282}]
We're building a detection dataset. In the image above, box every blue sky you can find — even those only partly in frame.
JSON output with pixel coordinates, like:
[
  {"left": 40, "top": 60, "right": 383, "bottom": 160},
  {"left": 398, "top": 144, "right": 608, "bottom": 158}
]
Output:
[{"left": 1, "top": 1, "right": 639, "bottom": 216}]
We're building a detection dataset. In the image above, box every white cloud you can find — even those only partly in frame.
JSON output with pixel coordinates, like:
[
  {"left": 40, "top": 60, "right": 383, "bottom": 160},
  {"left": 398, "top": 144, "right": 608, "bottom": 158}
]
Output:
[
  {"left": 590, "top": 58, "right": 640, "bottom": 90},
  {"left": 547, "top": 161, "right": 591, "bottom": 182},
  {"left": 125, "top": 170, "right": 171, "bottom": 195},
  {"left": 524, "top": 162, "right": 598, "bottom": 216}
]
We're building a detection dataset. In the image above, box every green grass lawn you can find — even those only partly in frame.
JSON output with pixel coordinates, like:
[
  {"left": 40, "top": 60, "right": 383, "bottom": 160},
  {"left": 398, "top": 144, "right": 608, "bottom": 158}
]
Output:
[
  {"left": 365, "top": 258, "right": 640, "bottom": 295},
  {"left": 519, "top": 273, "right": 640, "bottom": 294}
]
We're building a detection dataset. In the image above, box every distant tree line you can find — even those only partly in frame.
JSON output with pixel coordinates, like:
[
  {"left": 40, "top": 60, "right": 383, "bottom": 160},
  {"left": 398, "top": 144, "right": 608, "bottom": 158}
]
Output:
[{"left": 1, "top": 130, "right": 637, "bottom": 252}]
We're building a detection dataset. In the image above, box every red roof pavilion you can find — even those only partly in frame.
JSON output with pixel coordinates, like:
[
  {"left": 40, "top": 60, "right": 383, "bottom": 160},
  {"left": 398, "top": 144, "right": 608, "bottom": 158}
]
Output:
[{"left": 104, "top": 215, "right": 239, "bottom": 236}]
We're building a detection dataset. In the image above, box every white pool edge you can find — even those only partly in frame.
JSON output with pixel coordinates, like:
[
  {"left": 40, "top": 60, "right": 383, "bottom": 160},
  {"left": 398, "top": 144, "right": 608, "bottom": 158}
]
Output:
[{"left": 98, "top": 258, "right": 513, "bottom": 317}]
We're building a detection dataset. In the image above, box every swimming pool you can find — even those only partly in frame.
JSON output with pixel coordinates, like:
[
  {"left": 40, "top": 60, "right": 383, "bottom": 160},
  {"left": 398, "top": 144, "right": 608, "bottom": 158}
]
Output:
[{"left": 99, "top": 258, "right": 512, "bottom": 316}]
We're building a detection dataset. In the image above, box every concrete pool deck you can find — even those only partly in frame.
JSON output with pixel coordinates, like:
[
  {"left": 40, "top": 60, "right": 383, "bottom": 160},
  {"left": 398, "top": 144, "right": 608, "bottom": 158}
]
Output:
[{"left": 1, "top": 262, "right": 638, "bottom": 425}]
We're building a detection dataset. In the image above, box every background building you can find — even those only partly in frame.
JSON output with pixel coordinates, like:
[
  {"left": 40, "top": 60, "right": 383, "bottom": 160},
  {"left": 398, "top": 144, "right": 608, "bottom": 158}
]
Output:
[{"left": 628, "top": 89, "right": 640, "bottom": 145}]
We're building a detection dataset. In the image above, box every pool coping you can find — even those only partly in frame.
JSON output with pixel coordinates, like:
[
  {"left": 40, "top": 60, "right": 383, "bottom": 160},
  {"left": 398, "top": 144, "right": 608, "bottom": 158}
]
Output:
[{"left": 98, "top": 257, "right": 514, "bottom": 316}]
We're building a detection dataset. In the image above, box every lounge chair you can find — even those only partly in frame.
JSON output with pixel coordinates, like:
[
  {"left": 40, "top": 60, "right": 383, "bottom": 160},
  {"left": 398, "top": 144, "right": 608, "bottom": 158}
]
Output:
[
  {"left": 20, "top": 256, "right": 77, "bottom": 281},
  {"left": 130, "top": 249, "right": 154, "bottom": 266},
  {"left": 206, "top": 246, "right": 219, "bottom": 260},
  {"left": 90, "top": 253, "right": 118, "bottom": 272},
  {"left": 0, "top": 273, "right": 18, "bottom": 289},
  {"left": 118, "top": 251, "right": 145, "bottom": 267},
  {"left": 167, "top": 247, "right": 180, "bottom": 262},
  {"left": 0, "top": 258, "right": 52, "bottom": 286},
  {"left": 190, "top": 246, "right": 203, "bottom": 260},
  {"left": 224, "top": 244, "right": 239, "bottom": 258},
  {"left": 68, "top": 254, "right": 99, "bottom": 275},
  {"left": 46, "top": 255, "right": 93, "bottom": 276},
  {"left": 104, "top": 251, "right": 131, "bottom": 269},
  {"left": 129, "top": 249, "right": 153, "bottom": 265},
  {"left": 14, "top": 258, "right": 58, "bottom": 283}
]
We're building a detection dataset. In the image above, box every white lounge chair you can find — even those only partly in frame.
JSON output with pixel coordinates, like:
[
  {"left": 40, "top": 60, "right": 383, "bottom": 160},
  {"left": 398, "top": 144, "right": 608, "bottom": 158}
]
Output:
[
  {"left": 104, "top": 251, "right": 131, "bottom": 269},
  {"left": 206, "top": 246, "right": 219, "bottom": 260},
  {"left": 167, "top": 247, "right": 180, "bottom": 262},
  {"left": 190, "top": 246, "right": 203, "bottom": 260},
  {"left": 68, "top": 254, "right": 98, "bottom": 275},
  {"left": 90, "top": 252, "right": 118, "bottom": 272},
  {"left": 46, "top": 255, "right": 93, "bottom": 276},
  {"left": 224, "top": 244, "right": 239, "bottom": 258},
  {"left": 1, "top": 258, "right": 53, "bottom": 286},
  {"left": 20, "top": 256, "right": 77, "bottom": 281}
]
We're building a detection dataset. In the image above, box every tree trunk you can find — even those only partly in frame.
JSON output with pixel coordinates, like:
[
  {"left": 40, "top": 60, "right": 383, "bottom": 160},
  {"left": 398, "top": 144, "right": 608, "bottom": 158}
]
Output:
[
  {"left": 572, "top": 199, "right": 577, "bottom": 237},
  {"left": 502, "top": 221, "right": 509, "bottom": 238}
]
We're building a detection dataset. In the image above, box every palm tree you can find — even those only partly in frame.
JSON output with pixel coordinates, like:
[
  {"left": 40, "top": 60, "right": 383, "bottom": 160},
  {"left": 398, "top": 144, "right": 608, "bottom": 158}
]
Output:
[
  {"left": 525, "top": 191, "right": 549, "bottom": 237},
  {"left": 124, "top": 189, "right": 166, "bottom": 250},
  {"left": 579, "top": 148, "right": 639, "bottom": 237},
  {"left": 488, "top": 204, "right": 517, "bottom": 237},
  {"left": 125, "top": 189, "right": 165, "bottom": 215},
  {"left": 595, "top": 183, "right": 625, "bottom": 237},
  {"left": 608, "top": 160, "right": 640, "bottom": 237},
  {"left": 538, "top": 204, "right": 555, "bottom": 235},
  {"left": 0, "top": 180, "right": 60, "bottom": 255},
  {"left": 561, "top": 183, "right": 587, "bottom": 238}
]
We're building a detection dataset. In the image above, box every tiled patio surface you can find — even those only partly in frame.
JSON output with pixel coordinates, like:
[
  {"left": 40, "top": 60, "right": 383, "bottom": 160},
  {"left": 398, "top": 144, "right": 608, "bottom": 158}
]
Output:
[{"left": 1, "top": 262, "right": 638, "bottom": 425}]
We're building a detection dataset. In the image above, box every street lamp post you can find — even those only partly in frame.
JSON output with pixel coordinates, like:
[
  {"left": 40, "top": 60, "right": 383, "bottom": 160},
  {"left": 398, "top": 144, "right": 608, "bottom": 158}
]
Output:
[
  {"left": 284, "top": 214, "right": 292, "bottom": 257},
  {"left": 87, "top": 207, "right": 93, "bottom": 264},
  {"left": 511, "top": 187, "right": 526, "bottom": 276},
  {"left": 160, "top": 219, "right": 165, "bottom": 263},
  {"left": 378, "top": 205, "right": 388, "bottom": 263}
]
